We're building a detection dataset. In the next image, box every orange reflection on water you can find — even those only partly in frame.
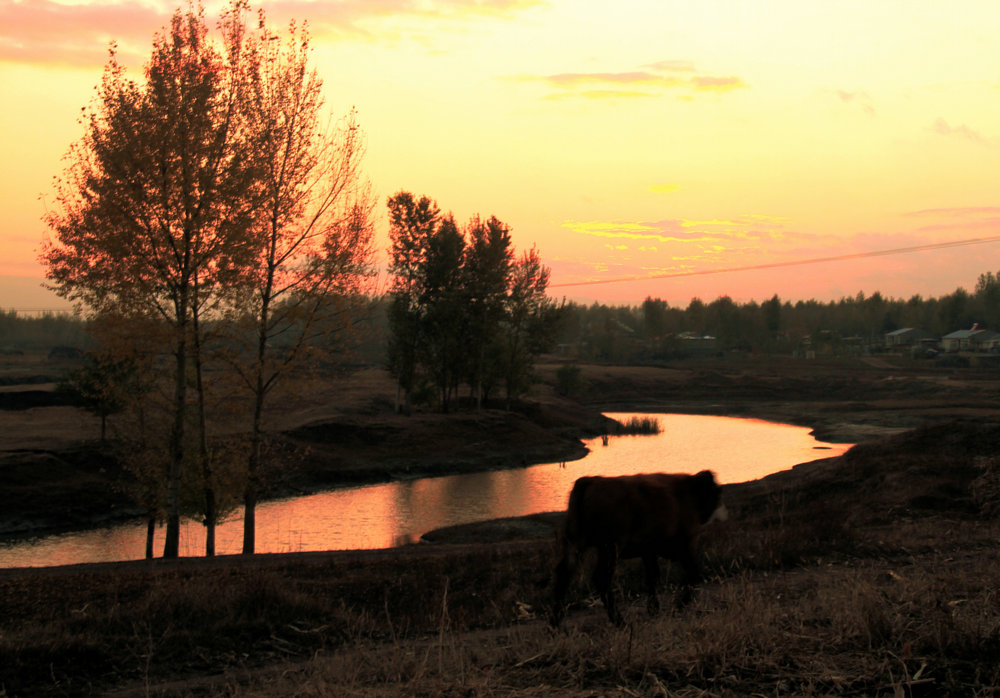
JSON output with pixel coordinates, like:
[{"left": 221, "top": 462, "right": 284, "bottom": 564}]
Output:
[{"left": 0, "top": 414, "right": 850, "bottom": 568}]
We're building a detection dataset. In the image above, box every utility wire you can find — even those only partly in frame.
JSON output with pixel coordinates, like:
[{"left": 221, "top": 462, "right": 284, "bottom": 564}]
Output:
[{"left": 549, "top": 235, "right": 1000, "bottom": 288}]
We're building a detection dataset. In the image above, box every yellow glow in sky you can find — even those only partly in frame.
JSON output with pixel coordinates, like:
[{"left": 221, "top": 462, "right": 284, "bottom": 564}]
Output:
[{"left": 3, "top": 0, "right": 1000, "bottom": 309}]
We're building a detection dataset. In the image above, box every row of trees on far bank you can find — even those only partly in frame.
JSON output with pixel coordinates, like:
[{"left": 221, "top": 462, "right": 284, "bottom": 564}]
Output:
[
  {"left": 41, "top": 2, "right": 375, "bottom": 558},
  {"left": 385, "top": 192, "right": 561, "bottom": 413},
  {"left": 557, "top": 271, "right": 1000, "bottom": 362}
]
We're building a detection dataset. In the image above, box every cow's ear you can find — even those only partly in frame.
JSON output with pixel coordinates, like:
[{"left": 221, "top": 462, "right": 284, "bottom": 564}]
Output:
[{"left": 694, "top": 470, "right": 716, "bottom": 485}]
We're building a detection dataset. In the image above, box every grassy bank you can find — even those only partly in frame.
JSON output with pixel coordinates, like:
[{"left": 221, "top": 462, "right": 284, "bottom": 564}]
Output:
[{"left": 2, "top": 420, "right": 999, "bottom": 696}]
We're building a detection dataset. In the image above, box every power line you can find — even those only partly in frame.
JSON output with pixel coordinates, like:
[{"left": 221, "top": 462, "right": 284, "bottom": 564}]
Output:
[{"left": 549, "top": 235, "right": 1000, "bottom": 288}]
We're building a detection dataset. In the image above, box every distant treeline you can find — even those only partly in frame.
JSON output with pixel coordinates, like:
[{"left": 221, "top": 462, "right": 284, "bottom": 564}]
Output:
[
  {"left": 5, "top": 270, "right": 1000, "bottom": 363},
  {"left": 556, "top": 269, "right": 1000, "bottom": 361},
  {"left": 0, "top": 309, "right": 91, "bottom": 352}
]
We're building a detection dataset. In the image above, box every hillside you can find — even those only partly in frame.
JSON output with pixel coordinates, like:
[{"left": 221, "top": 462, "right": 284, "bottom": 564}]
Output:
[
  {"left": 1, "top": 354, "right": 1000, "bottom": 694},
  {"left": 3, "top": 352, "right": 1000, "bottom": 536},
  {"left": 1, "top": 419, "right": 999, "bottom": 695}
]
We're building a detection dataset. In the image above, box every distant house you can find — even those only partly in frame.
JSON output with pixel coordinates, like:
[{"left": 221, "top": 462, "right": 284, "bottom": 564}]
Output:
[
  {"left": 677, "top": 332, "right": 718, "bottom": 356},
  {"left": 942, "top": 324, "right": 1000, "bottom": 352},
  {"left": 884, "top": 328, "right": 935, "bottom": 348}
]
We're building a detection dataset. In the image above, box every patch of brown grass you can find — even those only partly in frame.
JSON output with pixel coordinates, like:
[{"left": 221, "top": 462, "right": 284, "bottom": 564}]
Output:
[
  {"left": 227, "top": 552, "right": 1000, "bottom": 697},
  {"left": 4, "top": 383, "right": 1000, "bottom": 696}
]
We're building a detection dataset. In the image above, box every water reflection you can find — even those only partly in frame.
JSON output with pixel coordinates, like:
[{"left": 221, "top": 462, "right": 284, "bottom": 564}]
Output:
[{"left": 0, "top": 413, "right": 850, "bottom": 568}]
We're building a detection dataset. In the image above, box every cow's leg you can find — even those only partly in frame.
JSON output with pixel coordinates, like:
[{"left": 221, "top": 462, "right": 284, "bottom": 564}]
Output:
[
  {"left": 550, "top": 548, "right": 573, "bottom": 627},
  {"left": 674, "top": 543, "right": 702, "bottom": 609},
  {"left": 643, "top": 555, "right": 660, "bottom": 615},
  {"left": 594, "top": 544, "right": 622, "bottom": 625}
]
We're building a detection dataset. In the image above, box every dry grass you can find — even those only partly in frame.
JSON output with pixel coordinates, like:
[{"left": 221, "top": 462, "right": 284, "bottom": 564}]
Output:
[
  {"left": 5, "top": 494, "right": 998, "bottom": 696},
  {"left": 4, "top": 357, "right": 1000, "bottom": 696},
  {"left": 227, "top": 550, "right": 1000, "bottom": 697}
]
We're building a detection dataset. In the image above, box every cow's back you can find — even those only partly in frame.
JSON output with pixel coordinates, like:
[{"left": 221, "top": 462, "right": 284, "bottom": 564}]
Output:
[
  {"left": 553, "top": 470, "right": 723, "bottom": 624},
  {"left": 563, "top": 474, "right": 688, "bottom": 555}
]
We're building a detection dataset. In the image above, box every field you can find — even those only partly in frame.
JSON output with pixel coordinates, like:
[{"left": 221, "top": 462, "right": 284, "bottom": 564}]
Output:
[{"left": 2, "top": 353, "right": 1000, "bottom": 695}]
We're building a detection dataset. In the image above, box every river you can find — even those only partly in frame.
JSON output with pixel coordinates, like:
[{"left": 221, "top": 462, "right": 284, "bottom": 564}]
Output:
[{"left": 0, "top": 413, "right": 850, "bottom": 568}]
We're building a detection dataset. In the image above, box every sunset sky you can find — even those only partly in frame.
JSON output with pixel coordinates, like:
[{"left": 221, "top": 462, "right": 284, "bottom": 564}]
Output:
[{"left": 3, "top": 0, "right": 1000, "bottom": 311}]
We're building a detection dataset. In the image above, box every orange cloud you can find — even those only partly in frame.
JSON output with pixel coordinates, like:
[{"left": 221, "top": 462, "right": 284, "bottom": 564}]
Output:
[
  {"left": 903, "top": 206, "right": 1000, "bottom": 233},
  {"left": 649, "top": 184, "right": 681, "bottom": 194},
  {"left": 262, "top": 0, "right": 546, "bottom": 39},
  {"left": 541, "top": 70, "right": 682, "bottom": 87},
  {"left": 542, "top": 88, "right": 668, "bottom": 100},
  {"left": 525, "top": 61, "right": 746, "bottom": 99},
  {"left": 835, "top": 89, "right": 875, "bottom": 116},
  {"left": 691, "top": 75, "right": 745, "bottom": 92},
  {"left": 562, "top": 217, "right": 787, "bottom": 246},
  {"left": 905, "top": 207, "right": 1000, "bottom": 218},
  {"left": 641, "top": 59, "right": 696, "bottom": 73},
  {"left": 930, "top": 117, "right": 989, "bottom": 144}
]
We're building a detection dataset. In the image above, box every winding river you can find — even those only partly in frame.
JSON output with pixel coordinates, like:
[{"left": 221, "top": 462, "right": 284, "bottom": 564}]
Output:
[{"left": 0, "top": 413, "right": 851, "bottom": 568}]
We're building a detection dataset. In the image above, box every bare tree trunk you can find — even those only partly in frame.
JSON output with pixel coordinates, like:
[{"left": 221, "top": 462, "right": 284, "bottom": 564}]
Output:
[
  {"left": 243, "top": 293, "right": 270, "bottom": 555},
  {"left": 242, "top": 386, "right": 265, "bottom": 554},
  {"left": 145, "top": 515, "right": 156, "bottom": 560},
  {"left": 163, "top": 316, "right": 188, "bottom": 559},
  {"left": 192, "top": 292, "right": 216, "bottom": 557}
]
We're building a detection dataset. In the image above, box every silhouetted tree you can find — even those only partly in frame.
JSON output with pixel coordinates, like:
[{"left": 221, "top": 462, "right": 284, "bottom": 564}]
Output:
[
  {"left": 974, "top": 270, "right": 1000, "bottom": 329},
  {"left": 763, "top": 294, "right": 782, "bottom": 336},
  {"left": 225, "top": 12, "right": 376, "bottom": 555},
  {"left": 501, "top": 246, "right": 557, "bottom": 406},
  {"left": 59, "top": 351, "right": 136, "bottom": 443},
  {"left": 686, "top": 297, "right": 706, "bottom": 335},
  {"left": 463, "top": 215, "right": 513, "bottom": 409},
  {"left": 938, "top": 288, "right": 972, "bottom": 334},
  {"left": 642, "top": 297, "right": 670, "bottom": 339},
  {"left": 42, "top": 3, "right": 258, "bottom": 558},
  {"left": 418, "top": 215, "right": 467, "bottom": 412},
  {"left": 386, "top": 192, "right": 440, "bottom": 413}
]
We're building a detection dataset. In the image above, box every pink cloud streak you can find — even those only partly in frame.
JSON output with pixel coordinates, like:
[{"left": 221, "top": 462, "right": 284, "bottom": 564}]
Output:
[
  {"left": 0, "top": 1, "right": 166, "bottom": 67},
  {"left": 0, "top": 0, "right": 544, "bottom": 67},
  {"left": 931, "top": 117, "right": 988, "bottom": 144}
]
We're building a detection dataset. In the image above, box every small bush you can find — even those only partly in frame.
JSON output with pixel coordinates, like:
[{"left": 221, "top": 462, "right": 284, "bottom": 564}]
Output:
[
  {"left": 971, "top": 456, "right": 1000, "bottom": 517},
  {"left": 555, "top": 363, "right": 583, "bottom": 396},
  {"left": 616, "top": 415, "right": 661, "bottom": 435}
]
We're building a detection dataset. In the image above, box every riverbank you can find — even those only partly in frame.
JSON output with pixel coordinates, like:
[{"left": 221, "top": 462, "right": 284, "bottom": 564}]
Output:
[
  {"left": 3, "top": 355, "right": 1000, "bottom": 694},
  {"left": 3, "top": 354, "right": 1000, "bottom": 538},
  {"left": 2, "top": 418, "right": 999, "bottom": 696}
]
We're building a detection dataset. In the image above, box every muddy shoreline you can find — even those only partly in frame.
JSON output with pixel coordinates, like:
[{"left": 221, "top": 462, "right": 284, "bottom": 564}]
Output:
[
  {"left": 3, "top": 356, "right": 999, "bottom": 542},
  {"left": 0, "top": 398, "right": 870, "bottom": 542}
]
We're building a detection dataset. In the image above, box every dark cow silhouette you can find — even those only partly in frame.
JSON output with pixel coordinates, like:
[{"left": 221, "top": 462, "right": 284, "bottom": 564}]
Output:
[{"left": 551, "top": 470, "right": 727, "bottom": 626}]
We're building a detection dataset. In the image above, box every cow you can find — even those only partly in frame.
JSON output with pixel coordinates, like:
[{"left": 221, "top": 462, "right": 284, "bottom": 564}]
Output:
[{"left": 550, "top": 470, "right": 727, "bottom": 626}]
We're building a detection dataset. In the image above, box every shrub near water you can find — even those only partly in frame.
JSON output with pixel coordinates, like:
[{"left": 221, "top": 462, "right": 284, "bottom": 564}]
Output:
[{"left": 615, "top": 415, "right": 661, "bottom": 435}]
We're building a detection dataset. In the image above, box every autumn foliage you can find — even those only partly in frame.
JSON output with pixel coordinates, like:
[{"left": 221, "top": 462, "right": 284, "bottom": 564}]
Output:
[{"left": 41, "top": 1, "right": 375, "bottom": 557}]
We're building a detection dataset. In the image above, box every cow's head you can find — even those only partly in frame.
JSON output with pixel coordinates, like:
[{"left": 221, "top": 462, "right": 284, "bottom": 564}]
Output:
[{"left": 691, "top": 470, "right": 727, "bottom": 524}]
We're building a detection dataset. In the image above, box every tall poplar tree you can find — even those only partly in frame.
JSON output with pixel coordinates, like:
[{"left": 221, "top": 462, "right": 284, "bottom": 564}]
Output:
[
  {"left": 419, "top": 215, "right": 467, "bottom": 412},
  {"left": 386, "top": 192, "right": 440, "bottom": 413},
  {"left": 502, "top": 246, "right": 557, "bottom": 407},
  {"left": 43, "top": 0, "right": 374, "bottom": 558},
  {"left": 42, "top": 2, "right": 256, "bottom": 558},
  {"left": 229, "top": 14, "right": 375, "bottom": 554},
  {"left": 463, "top": 216, "right": 512, "bottom": 409}
]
